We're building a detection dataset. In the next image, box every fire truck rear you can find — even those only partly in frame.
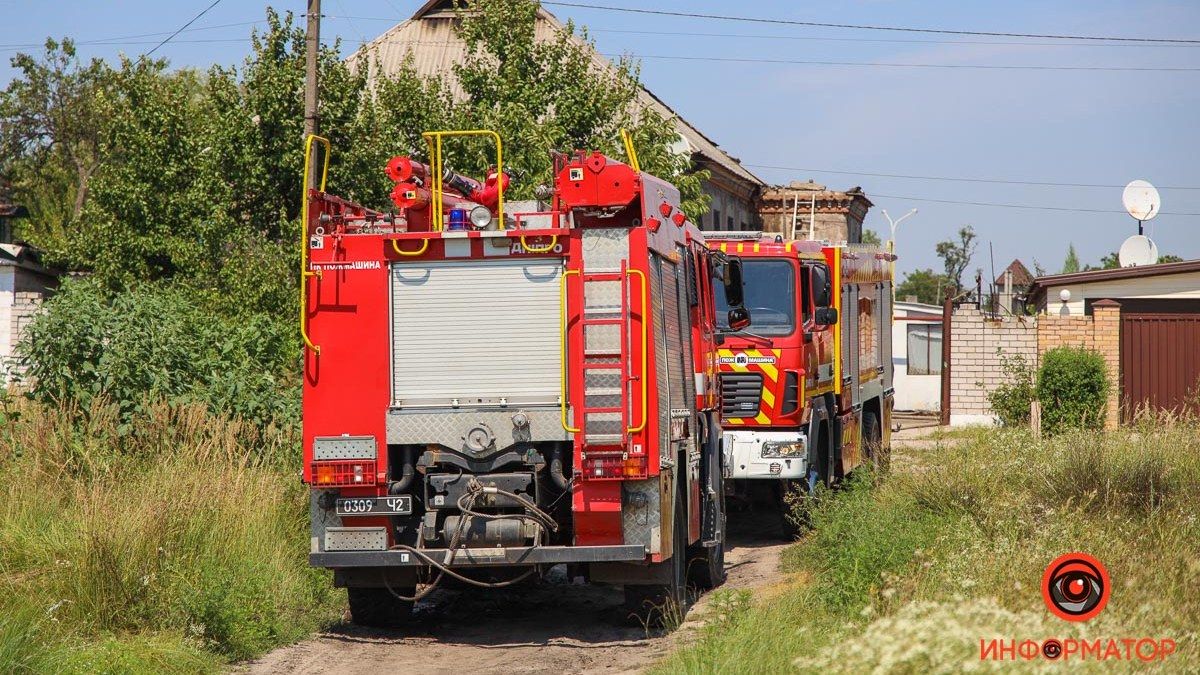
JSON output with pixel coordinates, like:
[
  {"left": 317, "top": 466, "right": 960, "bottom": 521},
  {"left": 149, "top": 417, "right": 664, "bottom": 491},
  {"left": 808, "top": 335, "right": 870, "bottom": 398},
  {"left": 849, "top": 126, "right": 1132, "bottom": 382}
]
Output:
[
  {"left": 709, "top": 233, "right": 895, "bottom": 535},
  {"left": 301, "top": 131, "right": 747, "bottom": 626}
]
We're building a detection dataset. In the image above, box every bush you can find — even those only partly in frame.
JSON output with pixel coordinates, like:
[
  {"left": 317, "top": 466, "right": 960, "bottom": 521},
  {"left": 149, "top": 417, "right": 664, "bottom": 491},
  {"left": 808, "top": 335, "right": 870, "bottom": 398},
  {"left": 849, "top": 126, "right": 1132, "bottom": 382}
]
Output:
[
  {"left": 15, "top": 279, "right": 299, "bottom": 426},
  {"left": 1035, "top": 346, "right": 1109, "bottom": 434},
  {"left": 984, "top": 351, "right": 1035, "bottom": 427}
]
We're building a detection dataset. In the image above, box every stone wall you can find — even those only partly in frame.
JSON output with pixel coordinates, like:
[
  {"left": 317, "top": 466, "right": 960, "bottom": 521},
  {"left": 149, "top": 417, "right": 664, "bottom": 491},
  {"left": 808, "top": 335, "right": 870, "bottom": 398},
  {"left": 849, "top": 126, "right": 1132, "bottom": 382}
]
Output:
[
  {"left": 948, "top": 305, "right": 1038, "bottom": 425},
  {"left": 1036, "top": 300, "right": 1121, "bottom": 429}
]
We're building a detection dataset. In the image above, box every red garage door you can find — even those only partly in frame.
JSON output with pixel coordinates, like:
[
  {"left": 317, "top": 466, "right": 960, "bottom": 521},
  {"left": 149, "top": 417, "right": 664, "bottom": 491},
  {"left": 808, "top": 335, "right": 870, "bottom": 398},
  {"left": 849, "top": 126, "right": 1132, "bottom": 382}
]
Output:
[{"left": 1121, "top": 312, "right": 1200, "bottom": 421}]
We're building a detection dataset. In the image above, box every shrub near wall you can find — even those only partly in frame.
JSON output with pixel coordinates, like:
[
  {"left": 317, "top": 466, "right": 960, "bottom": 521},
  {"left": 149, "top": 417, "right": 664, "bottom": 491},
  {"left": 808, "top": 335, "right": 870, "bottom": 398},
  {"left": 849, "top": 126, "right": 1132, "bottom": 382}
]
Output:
[{"left": 1036, "top": 346, "right": 1108, "bottom": 434}]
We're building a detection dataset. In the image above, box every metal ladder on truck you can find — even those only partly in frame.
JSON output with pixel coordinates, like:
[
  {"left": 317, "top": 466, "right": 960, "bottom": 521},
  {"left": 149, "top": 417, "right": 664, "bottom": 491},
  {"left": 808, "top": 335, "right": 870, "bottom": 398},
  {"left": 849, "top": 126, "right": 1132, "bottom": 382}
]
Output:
[{"left": 561, "top": 261, "right": 648, "bottom": 478}]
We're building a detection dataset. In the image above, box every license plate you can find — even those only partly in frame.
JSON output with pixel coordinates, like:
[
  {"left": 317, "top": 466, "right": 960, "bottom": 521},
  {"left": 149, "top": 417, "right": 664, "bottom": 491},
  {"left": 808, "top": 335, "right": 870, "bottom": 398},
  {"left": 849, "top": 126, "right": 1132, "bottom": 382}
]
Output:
[{"left": 335, "top": 495, "right": 413, "bottom": 517}]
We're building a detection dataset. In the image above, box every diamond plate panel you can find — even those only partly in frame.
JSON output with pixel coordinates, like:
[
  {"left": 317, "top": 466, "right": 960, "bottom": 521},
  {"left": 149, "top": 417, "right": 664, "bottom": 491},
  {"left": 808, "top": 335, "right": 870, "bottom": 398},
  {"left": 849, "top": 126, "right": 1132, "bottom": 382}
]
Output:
[
  {"left": 622, "top": 478, "right": 663, "bottom": 555},
  {"left": 313, "top": 435, "right": 377, "bottom": 461},
  {"left": 584, "top": 323, "right": 621, "bottom": 353},
  {"left": 581, "top": 228, "right": 629, "bottom": 271},
  {"left": 584, "top": 279, "right": 622, "bottom": 311},
  {"left": 325, "top": 527, "right": 388, "bottom": 551},
  {"left": 385, "top": 407, "right": 569, "bottom": 448}
]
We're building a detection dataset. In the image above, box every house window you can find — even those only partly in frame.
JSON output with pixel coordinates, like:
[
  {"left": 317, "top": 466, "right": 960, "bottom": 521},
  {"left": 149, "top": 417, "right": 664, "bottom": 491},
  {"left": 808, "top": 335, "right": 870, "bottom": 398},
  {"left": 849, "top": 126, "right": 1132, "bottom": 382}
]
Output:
[
  {"left": 727, "top": 216, "right": 734, "bottom": 229},
  {"left": 712, "top": 210, "right": 721, "bottom": 229},
  {"left": 906, "top": 323, "right": 942, "bottom": 375}
]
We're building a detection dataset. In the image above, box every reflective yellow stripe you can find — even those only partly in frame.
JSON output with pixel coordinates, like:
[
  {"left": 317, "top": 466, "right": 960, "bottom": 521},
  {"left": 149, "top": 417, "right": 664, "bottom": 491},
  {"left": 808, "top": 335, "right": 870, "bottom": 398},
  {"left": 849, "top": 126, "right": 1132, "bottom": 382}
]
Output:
[
  {"left": 720, "top": 243, "right": 727, "bottom": 252},
  {"left": 753, "top": 243, "right": 760, "bottom": 252},
  {"left": 737, "top": 242, "right": 745, "bottom": 253},
  {"left": 727, "top": 418, "right": 745, "bottom": 425},
  {"left": 754, "top": 412, "right": 771, "bottom": 425},
  {"left": 761, "top": 387, "right": 776, "bottom": 409}
]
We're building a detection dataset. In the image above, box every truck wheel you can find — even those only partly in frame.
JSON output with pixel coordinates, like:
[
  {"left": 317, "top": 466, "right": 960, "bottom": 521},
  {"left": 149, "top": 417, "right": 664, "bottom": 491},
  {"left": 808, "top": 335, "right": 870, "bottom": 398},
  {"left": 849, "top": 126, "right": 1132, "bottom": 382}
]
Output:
[
  {"left": 863, "top": 411, "right": 888, "bottom": 475},
  {"left": 688, "top": 469, "right": 726, "bottom": 590},
  {"left": 778, "top": 479, "right": 805, "bottom": 540},
  {"left": 347, "top": 586, "right": 414, "bottom": 628},
  {"left": 624, "top": 483, "right": 688, "bottom": 628}
]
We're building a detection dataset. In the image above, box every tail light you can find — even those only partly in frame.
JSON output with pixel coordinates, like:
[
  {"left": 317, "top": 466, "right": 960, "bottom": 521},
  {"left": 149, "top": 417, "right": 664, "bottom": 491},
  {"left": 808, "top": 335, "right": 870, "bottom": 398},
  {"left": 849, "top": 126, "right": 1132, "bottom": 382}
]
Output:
[
  {"left": 312, "top": 460, "right": 378, "bottom": 487},
  {"left": 582, "top": 454, "right": 648, "bottom": 480}
]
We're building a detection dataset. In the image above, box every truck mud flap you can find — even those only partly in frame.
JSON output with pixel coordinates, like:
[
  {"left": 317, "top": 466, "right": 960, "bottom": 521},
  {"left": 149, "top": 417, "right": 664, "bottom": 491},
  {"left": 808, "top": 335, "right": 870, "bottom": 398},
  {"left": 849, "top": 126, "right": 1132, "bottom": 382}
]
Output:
[{"left": 311, "top": 544, "right": 647, "bottom": 568}]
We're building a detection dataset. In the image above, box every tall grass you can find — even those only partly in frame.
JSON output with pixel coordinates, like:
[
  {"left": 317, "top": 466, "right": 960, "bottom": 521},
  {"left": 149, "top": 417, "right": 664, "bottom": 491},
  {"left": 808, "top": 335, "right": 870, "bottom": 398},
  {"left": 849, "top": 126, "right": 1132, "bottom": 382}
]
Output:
[
  {"left": 656, "top": 421, "right": 1200, "bottom": 673},
  {"left": 0, "top": 396, "right": 341, "bottom": 673}
]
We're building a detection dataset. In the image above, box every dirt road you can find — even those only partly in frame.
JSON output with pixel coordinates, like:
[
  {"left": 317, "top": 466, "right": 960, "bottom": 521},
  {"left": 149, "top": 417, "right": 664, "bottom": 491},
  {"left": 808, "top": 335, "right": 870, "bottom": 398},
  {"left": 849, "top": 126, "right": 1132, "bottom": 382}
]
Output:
[
  {"left": 243, "top": 425, "right": 938, "bottom": 675},
  {"left": 242, "top": 512, "right": 790, "bottom": 675}
]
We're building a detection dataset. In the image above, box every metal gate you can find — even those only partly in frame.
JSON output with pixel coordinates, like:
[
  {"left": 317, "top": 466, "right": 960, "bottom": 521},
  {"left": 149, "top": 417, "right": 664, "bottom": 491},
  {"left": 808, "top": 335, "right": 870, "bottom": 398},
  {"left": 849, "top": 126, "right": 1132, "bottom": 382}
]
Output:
[{"left": 1120, "top": 312, "right": 1200, "bottom": 420}]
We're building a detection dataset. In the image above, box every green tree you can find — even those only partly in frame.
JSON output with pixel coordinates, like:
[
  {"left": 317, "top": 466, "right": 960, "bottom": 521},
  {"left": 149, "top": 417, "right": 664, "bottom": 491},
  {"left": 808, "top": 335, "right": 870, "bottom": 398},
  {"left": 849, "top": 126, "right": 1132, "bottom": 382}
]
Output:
[
  {"left": 895, "top": 268, "right": 949, "bottom": 304},
  {"left": 0, "top": 38, "right": 113, "bottom": 257},
  {"left": 447, "top": 0, "right": 709, "bottom": 217},
  {"left": 1061, "top": 243, "right": 1080, "bottom": 274},
  {"left": 935, "top": 225, "right": 977, "bottom": 298},
  {"left": 861, "top": 228, "right": 881, "bottom": 246}
]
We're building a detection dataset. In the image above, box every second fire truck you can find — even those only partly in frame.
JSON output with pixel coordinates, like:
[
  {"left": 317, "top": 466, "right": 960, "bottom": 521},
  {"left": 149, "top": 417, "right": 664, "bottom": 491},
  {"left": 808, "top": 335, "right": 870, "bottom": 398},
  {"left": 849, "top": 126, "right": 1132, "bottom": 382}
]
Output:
[
  {"left": 709, "top": 232, "right": 895, "bottom": 535},
  {"left": 300, "top": 131, "right": 749, "bottom": 626}
]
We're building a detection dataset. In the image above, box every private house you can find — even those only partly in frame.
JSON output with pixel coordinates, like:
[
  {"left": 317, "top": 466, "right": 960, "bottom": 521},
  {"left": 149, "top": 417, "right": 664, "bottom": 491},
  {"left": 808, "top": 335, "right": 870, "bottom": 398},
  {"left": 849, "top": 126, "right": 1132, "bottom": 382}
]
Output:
[
  {"left": 0, "top": 192, "right": 58, "bottom": 384},
  {"left": 892, "top": 300, "right": 943, "bottom": 413},
  {"left": 758, "top": 181, "right": 873, "bottom": 243},
  {"left": 346, "top": 0, "right": 767, "bottom": 231}
]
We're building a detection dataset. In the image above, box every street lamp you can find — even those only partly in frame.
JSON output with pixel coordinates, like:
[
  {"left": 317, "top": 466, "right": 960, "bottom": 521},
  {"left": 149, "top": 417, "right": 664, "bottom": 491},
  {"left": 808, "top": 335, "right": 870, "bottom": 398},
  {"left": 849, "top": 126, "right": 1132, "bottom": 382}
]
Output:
[{"left": 882, "top": 208, "right": 917, "bottom": 303}]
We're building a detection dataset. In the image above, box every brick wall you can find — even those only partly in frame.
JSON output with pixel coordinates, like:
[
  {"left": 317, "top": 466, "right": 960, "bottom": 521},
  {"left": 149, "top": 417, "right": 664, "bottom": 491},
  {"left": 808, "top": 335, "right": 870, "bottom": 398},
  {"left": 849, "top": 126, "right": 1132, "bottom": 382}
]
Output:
[
  {"left": 2, "top": 267, "right": 56, "bottom": 384},
  {"left": 1036, "top": 301, "right": 1121, "bottom": 429},
  {"left": 949, "top": 306, "right": 1038, "bottom": 424}
]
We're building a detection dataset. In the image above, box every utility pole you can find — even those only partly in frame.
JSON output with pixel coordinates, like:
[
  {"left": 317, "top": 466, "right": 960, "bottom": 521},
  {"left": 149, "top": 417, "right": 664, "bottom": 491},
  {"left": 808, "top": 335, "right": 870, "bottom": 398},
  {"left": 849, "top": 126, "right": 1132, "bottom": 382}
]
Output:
[{"left": 304, "top": 0, "right": 321, "bottom": 184}]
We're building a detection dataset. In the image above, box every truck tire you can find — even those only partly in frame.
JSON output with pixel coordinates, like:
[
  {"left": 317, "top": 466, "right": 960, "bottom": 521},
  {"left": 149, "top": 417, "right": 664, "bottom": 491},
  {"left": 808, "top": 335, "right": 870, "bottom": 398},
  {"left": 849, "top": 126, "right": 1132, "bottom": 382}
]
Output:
[
  {"left": 624, "top": 482, "right": 688, "bottom": 627},
  {"left": 347, "top": 586, "right": 414, "bottom": 628},
  {"left": 863, "top": 411, "right": 888, "bottom": 475},
  {"left": 778, "top": 479, "right": 805, "bottom": 540},
  {"left": 688, "top": 469, "right": 726, "bottom": 590}
]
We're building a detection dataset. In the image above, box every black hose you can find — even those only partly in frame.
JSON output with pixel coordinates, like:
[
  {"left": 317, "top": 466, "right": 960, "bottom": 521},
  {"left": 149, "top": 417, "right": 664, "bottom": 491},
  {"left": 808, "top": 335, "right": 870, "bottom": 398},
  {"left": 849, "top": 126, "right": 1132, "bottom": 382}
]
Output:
[
  {"left": 388, "top": 447, "right": 415, "bottom": 495},
  {"left": 548, "top": 445, "right": 570, "bottom": 491}
]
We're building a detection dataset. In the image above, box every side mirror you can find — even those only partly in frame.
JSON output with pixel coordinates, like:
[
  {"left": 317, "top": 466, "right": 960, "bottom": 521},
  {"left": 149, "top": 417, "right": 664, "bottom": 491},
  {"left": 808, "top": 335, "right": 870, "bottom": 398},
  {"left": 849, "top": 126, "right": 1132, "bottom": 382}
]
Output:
[
  {"left": 727, "top": 307, "right": 752, "bottom": 332},
  {"left": 812, "top": 264, "right": 833, "bottom": 308},
  {"left": 814, "top": 307, "right": 838, "bottom": 326},
  {"left": 723, "top": 258, "right": 745, "bottom": 308}
]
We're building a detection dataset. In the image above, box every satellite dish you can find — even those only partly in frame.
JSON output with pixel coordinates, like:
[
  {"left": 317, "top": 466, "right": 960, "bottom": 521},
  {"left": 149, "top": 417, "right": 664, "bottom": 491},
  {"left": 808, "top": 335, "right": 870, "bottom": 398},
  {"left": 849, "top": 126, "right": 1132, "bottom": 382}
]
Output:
[
  {"left": 1123, "top": 180, "right": 1160, "bottom": 222},
  {"left": 1118, "top": 234, "right": 1159, "bottom": 268}
]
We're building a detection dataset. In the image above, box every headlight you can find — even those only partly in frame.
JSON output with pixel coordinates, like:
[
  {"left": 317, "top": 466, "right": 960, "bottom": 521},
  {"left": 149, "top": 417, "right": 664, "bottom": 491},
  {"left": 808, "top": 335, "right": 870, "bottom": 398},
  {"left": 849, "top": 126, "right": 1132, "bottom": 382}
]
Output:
[
  {"left": 469, "top": 205, "right": 493, "bottom": 229},
  {"left": 762, "top": 441, "right": 805, "bottom": 458}
]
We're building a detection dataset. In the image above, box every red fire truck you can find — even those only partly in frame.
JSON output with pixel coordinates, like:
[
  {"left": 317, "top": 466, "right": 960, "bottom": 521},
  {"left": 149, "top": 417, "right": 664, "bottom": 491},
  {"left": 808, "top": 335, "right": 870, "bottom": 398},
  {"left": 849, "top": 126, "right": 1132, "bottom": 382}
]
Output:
[
  {"left": 300, "top": 131, "right": 748, "bottom": 626},
  {"left": 708, "top": 232, "right": 895, "bottom": 535}
]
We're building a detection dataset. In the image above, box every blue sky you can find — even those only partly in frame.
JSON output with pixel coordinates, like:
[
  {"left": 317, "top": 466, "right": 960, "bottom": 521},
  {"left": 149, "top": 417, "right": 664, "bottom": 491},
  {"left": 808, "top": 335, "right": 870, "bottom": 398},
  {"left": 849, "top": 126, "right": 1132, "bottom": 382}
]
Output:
[{"left": 3, "top": 0, "right": 1198, "bottom": 279}]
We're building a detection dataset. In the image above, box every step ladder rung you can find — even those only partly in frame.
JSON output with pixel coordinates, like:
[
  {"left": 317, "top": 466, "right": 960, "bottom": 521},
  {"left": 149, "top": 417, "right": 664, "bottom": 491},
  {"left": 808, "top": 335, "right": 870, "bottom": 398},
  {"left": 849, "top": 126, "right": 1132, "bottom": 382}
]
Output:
[
  {"left": 581, "top": 362, "right": 622, "bottom": 370},
  {"left": 582, "top": 406, "right": 623, "bottom": 414},
  {"left": 582, "top": 318, "right": 623, "bottom": 326},
  {"left": 583, "top": 434, "right": 624, "bottom": 447},
  {"left": 584, "top": 387, "right": 622, "bottom": 396},
  {"left": 584, "top": 349, "right": 621, "bottom": 358}
]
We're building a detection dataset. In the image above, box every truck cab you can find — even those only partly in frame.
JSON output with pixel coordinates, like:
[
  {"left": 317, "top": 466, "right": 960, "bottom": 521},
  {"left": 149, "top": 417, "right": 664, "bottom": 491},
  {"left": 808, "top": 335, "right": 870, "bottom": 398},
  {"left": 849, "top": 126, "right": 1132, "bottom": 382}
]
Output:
[{"left": 708, "top": 232, "right": 895, "bottom": 533}]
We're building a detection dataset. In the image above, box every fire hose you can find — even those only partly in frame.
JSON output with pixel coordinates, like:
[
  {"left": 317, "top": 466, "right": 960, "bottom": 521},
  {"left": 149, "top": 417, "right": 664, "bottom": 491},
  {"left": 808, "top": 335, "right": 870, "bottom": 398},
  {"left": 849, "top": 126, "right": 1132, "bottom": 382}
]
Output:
[{"left": 382, "top": 478, "right": 559, "bottom": 603}]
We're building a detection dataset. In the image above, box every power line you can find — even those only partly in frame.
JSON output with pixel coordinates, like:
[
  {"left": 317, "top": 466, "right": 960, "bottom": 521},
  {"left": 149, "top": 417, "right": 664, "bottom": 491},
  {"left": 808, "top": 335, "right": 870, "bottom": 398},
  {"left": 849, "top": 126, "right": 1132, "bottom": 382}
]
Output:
[
  {"left": 867, "top": 192, "right": 1200, "bottom": 216},
  {"left": 0, "top": 20, "right": 262, "bottom": 50},
  {"left": 611, "top": 53, "right": 1200, "bottom": 73},
  {"left": 146, "top": 0, "right": 224, "bottom": 56},
  {"left": 746, "top": 164, "right": 1200, "bottom": 191},
  {"left": 588, "top": 28, "right": 1200, "bottom": 49},
  {"left": 543, "top": 2, "right": 1200, "bottom": 45}
]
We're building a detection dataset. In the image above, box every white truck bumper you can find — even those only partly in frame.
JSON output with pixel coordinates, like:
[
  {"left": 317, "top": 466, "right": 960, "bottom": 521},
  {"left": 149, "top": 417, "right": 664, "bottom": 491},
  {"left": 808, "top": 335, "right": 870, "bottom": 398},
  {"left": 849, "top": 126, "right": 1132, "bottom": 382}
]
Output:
[{"left": 722, "top": 429, "right": 808, "bottom": 480}]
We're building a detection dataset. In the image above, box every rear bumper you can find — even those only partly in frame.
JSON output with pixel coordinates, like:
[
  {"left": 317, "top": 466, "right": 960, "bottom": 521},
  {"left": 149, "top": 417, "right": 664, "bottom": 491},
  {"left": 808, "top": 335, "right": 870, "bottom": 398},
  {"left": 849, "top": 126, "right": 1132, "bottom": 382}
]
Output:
[{"left": 310, "top": 544, "right": 647, "bottom": 568}]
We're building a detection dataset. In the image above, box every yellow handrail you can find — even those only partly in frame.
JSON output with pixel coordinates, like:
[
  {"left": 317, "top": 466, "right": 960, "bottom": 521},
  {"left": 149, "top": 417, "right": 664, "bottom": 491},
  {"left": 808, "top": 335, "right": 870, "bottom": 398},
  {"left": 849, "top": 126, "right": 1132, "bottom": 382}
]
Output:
[
  {"left": 626, "top": 268, "right": 649, "bottom": 434},
  {"left": 560, "top": 269, "right": 581, "bottom": 433},
  {"left": 520, "top": 234, "right": 558, "bottom": 254},
  {"left": 620, "top": 128, "right": 641, "bottom": 173},
  {"left": 300, "top": 134, "right": 331, "bottom": 354},
  {"left": 392, "top": 238, "right": 430, "bottom": 257},
  {"left": 421, "top": 130, "right": 505, "bottom": 233}
]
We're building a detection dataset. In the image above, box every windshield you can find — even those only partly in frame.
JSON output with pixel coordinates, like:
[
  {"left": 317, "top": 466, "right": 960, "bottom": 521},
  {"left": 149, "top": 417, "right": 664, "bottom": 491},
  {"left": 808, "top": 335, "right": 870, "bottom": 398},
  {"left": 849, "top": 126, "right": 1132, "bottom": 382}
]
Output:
[{"left": 715, "top": 258, "right": 796, "bottom": 336}]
